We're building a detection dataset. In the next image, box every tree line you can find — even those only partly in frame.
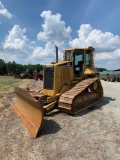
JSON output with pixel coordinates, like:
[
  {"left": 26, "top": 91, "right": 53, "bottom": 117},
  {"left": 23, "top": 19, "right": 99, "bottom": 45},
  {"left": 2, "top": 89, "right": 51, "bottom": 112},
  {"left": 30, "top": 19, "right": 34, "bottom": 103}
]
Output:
[
  {"left": 0, "top": 59, "right": 43, "bottom": 75},
  {"left": 0, "top": 59, "right": 107, "bottom": 76},
  {"left": 95, "top": 67, "right": 107, "bottom": 72}
]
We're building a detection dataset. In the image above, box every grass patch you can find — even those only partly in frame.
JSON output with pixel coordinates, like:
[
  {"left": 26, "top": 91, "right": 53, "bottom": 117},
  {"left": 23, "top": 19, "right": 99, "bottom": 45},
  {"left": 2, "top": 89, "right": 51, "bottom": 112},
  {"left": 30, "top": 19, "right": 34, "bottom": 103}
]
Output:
[
  {"left": 9, "top": 91, "right": 15, "bottom": 95},
  {"left": 0, "top": 76, "right": 22, "bottom": 92},
  {"left": 3, "top": 102, "right": 10, "bottom": 108},
  {"left": 0, "top": 94, "right": 4, "bottom": 99}
]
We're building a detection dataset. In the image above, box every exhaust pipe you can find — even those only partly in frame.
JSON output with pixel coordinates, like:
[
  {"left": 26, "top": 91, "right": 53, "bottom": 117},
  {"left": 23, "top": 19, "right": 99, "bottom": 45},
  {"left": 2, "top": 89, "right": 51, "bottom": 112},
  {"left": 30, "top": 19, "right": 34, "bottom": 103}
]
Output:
[{"left": 55, "top": 45, "right": 58, "bottom": 63}]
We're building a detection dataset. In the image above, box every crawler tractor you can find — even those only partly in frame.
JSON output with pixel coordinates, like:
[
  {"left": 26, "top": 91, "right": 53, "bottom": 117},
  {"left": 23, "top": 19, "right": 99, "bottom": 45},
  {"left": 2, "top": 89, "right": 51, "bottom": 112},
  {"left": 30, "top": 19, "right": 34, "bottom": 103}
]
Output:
[{"left": 13, "top": 46, "right": 103, "bottom": 137}]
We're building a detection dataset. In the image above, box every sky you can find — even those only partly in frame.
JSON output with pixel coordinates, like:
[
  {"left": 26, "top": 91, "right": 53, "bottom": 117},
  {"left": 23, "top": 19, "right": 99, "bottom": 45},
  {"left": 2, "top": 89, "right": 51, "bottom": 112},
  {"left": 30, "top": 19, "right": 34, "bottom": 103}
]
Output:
[{"left": 0, "top": 0, "right": 120, "bottom": 70}]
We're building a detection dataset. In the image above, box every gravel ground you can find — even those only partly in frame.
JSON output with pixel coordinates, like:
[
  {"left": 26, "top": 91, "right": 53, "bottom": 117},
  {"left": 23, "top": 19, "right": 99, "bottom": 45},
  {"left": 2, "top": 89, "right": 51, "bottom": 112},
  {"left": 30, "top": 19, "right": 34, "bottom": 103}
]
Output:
[{"left": 0, "top": 80, "right": 120, "bottom": 160}]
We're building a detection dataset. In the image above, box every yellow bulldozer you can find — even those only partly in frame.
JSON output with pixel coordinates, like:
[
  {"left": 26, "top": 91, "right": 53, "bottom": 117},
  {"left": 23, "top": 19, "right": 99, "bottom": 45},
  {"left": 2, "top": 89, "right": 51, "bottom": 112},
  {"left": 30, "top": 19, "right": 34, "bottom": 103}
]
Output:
[{"left": 13, "top": 46, "right": 103, "bottom": 138}]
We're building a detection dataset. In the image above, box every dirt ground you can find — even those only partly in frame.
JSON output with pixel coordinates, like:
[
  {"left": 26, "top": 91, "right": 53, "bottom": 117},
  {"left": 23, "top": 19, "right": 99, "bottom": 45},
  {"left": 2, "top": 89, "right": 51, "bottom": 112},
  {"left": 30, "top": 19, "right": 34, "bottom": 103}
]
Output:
[{"left": 0, "top": 80, "right": 120, "bottom": 160}]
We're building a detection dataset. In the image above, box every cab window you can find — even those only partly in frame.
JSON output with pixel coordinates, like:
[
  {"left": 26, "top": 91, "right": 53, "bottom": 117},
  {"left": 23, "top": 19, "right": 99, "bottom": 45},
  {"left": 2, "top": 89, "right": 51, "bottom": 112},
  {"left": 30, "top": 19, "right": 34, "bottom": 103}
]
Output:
[
  {"left": 86, "top": 52, "right": 90, "bottom": 66},
  {"left": 65, "top": 50, "right": 72, "bottom": 61},
  {"left": 74, "top": 53, "right": 83, "bottom": 65}
]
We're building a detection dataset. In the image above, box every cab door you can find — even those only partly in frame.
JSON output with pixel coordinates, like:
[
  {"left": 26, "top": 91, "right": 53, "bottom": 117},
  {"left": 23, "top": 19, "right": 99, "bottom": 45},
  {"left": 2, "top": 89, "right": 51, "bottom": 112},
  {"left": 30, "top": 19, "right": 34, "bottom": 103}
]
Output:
[{"left": 73, "top": 49, "right": 84, "bottom": 77}]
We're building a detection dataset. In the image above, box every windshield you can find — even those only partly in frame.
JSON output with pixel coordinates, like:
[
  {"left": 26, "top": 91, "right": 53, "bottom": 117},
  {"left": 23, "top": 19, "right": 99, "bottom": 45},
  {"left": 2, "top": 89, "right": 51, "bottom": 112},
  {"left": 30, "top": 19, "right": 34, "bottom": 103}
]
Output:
[
  {"left": 74, "top": 49, "right": 84, "bottom": 65},
  {"left": 64, "top": 50, "right": 72, "bottom": 61}
]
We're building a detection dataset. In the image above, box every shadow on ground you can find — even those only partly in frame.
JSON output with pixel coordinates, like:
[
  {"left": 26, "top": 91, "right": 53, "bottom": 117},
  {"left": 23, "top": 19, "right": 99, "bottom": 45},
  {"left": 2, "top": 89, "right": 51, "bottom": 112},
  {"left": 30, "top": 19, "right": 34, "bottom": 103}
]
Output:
[
  {"left": 75, "top": 96, "right": 116, "bottom": 117},
  {"left": 44, "top": 96, "right": 115, "bottom": 118},
  {"left": 37, "top": 96, "right": 115, "bottom": 137},
  {"left": 37, "top": 119, "right": 61, "bottom": 137}
]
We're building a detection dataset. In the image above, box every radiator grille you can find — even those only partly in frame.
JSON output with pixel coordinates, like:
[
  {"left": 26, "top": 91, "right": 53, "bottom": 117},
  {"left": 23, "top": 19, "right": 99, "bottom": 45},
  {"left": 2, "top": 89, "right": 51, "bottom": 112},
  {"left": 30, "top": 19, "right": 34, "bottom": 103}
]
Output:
[{"left": 44, "top": 66, "right": 54, "bottom": 90}]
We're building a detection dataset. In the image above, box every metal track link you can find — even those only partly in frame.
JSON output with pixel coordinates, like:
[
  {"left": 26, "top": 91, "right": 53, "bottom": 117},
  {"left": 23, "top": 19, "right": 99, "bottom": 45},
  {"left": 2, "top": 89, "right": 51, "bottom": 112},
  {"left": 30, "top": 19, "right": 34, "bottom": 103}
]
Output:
[{"left": 58, "top": 77, "right": 103, "bottom": 114}]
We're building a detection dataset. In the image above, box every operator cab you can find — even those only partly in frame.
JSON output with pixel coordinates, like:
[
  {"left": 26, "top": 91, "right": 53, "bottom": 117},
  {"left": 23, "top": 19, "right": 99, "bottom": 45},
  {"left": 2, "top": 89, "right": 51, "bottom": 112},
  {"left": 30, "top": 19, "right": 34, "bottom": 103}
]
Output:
[
  {"left": 64, "top": 48, "right": 92, "bottom": 78},
  {"left": 64, "top": 49, "right": 84, "bottom": 77}
]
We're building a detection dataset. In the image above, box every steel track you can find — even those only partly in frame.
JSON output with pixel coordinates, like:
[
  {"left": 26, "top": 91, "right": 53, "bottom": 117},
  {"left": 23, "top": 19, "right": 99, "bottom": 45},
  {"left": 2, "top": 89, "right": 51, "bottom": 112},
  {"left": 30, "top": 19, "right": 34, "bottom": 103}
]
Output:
[{"left": 58, "top": 77, "right": 103, "bottom": 114}]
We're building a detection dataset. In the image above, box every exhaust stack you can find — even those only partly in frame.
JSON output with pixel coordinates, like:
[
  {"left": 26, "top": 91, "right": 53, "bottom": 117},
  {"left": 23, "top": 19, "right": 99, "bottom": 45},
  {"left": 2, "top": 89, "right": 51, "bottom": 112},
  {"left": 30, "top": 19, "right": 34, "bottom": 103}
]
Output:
[{"left": 55, "top": 45, "right": 58, "bottom": 63}]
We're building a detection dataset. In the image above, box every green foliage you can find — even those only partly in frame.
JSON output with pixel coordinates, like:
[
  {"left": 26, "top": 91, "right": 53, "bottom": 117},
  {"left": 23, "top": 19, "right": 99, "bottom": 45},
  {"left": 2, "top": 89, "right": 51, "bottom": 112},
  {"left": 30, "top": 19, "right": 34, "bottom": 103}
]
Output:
[
  {"left": 0, "top": 76, "right": 21, "bottom": 92},
  {"left": 0, "top": 59, "right": 107, "bottom": 75},
  {"left": 0, "top": 59, "right": 43, "bottom": 75},
  {"left": 23, "top": 63, "right": 43, "bottom": 72},
  {"left": 3, "top": 102, "right": 10, "bottom": 108},
  {"left": 95, "top": 67, "right": 107, "bottom": 72},
  {"left": 0, "top": 59, "right": 7, "bottom": 75}
]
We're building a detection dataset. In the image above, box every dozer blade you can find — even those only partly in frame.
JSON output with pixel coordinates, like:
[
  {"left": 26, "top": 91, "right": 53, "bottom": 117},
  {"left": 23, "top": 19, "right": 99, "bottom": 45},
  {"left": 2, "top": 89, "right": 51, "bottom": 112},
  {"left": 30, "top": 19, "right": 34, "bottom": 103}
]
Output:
[{"left": 13, "top": 87, "right": 44, "bottom": 138}]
